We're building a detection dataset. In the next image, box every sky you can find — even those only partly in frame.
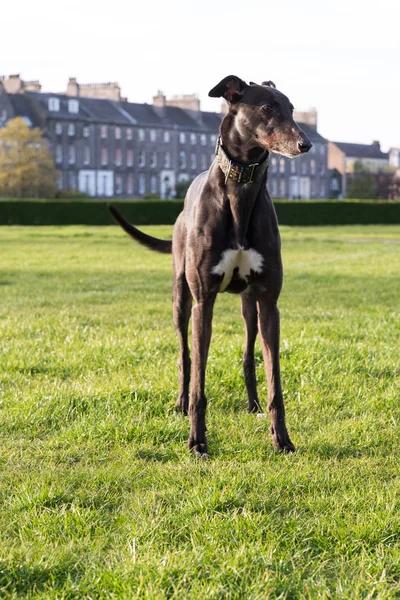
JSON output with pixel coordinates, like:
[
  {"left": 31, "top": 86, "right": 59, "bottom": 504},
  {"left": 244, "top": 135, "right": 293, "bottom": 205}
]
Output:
[{"left": 2, "top": 0, "right": 400, "bottom": 151}]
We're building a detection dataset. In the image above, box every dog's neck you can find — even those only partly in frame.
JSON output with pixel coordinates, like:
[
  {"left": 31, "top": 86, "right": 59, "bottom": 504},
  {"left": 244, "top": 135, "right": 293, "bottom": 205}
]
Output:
[
  {"left": 218, "top": 114, "right": 270, "bottom": 247},
  {"left": 220, "top": 113, "right": 268, "bottom": 169}
]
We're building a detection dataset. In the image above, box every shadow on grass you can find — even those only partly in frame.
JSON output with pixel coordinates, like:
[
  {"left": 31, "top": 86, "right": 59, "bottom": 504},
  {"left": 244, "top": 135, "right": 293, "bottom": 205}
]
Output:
[{"left": 0, "top": 560, "right": 84, "bottom": 596}]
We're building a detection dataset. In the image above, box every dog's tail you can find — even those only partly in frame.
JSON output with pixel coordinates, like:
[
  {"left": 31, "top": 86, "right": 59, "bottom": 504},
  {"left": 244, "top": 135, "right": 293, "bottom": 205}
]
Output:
[{"left": 108, "top": 204, "right": 172, "bottom": 254}]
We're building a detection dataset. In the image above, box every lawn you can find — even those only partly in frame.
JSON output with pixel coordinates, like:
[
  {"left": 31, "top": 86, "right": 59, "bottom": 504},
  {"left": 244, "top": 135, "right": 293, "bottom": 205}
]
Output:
[{"left": 1, "top": 224, "right": 399, "bottom": 599}]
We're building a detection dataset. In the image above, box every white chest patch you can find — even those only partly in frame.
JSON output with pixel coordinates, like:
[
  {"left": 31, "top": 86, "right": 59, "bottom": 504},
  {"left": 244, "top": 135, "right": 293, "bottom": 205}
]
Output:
[{"left": 211, "top": 247, "right": 263, "bottom": 292}]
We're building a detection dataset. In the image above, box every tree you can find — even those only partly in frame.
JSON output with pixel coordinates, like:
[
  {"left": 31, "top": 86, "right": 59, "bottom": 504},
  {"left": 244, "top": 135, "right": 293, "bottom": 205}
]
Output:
[
  {"left": 175, "top": 179, "right": 193, "bottom": 199},
  {"left": 347, "top": 160, "right": 377, "bottom": 199},
  {"left": 0, "top": 118, "right": 57, "bottom": 198}
]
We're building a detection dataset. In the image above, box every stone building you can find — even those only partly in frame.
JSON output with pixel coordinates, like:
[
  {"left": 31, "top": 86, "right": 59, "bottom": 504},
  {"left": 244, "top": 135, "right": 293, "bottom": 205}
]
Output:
[
  {"left": 0, "top": 74, "right": 330, "bottom": 199},
  {"left": 328, "top": 140, "right": 389, "bottom": 197}
]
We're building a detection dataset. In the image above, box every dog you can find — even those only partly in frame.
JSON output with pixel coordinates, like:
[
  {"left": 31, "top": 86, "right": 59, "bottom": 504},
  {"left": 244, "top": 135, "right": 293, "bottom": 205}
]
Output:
[{"left": 109, "top": 75, "right": 312, "bottom": 458}]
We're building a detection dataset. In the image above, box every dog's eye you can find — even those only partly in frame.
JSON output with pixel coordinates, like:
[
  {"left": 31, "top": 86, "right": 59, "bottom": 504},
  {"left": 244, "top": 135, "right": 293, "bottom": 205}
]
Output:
[{"left": 262, "top": 104, "right": 274, "bottom": 113}]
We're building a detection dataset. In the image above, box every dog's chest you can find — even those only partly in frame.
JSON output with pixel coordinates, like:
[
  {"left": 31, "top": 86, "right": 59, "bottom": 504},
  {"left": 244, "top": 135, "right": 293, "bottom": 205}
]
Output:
[{"left": 211, "top": 247, "right": 263, "bottom": 292}]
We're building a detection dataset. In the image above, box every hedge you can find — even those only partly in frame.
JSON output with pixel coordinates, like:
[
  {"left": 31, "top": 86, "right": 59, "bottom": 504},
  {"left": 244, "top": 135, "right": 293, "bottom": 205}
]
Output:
[{"left": 1, "top": 199, "right": 400, "bottom": 226}]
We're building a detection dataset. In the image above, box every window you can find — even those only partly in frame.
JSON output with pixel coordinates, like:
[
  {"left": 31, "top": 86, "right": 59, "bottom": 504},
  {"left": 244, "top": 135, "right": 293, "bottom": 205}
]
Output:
[
  {"left": 164, "top": 152, "right": 171, "bottom": 168},
  {"left": 55, "top": 122, "right": 62, "bottom": 135},
  {"left": 101, "top": 147, "right": 108, "bottom": 166},
  {"left": 139, "top": 173, "right": 146, "bottom": 195},
  {"left": 48, "top": 97, "right": 60, "bottom": 111},
  {"left": 100, "top": 125, "right": 108, "bottom": 138},
  {"left": 310, "top": 159, "right": 316, "bottom": 175},
  {"left": 190, "top": 153, "right": 197, "bottom": 170},
  {"left": 127, "top": 149, "right": 133, "bottom": 167},
  {"left": 1, "top": 109, "right": 7, "bottom": 121},
  {"left": 127, "top": 174, "right": 134, "bottom": 194},
  {"left": 138, "top": 129, "right": 145, "bottom": 141},
  {"left": 68, "top": 146, "right": 76, "bottom": 164},
  {"left": 179, "top": 132, "right": 186, "bottom": 144},
  {"left": 164, "top": 131, "right": 170, "bottom": 143},
  {"left": 57, "top": 171, "right": 63, "bottom": 190},
  {"left": 138, "top": 151, "right": 145, "bottom": 167},
  {"left": 68, "top": 171, "right": 76, "bottom": 189},
  {"left": 55, "top": 145, "right": 63, "bottom": 163},
  {"left": 320, "top": 182, "right": 325, "bottom": 197},
  {"left": 115, "top": 175, "right": 122, "bottom": 195},
  {"left": 150, "top": 175, "right": 157, "bottom": 195},
  {"left": 271, "top": 157, "right": 277, "bottom": 174},
  {"left": 115, "top": 148, "right": 122, "bottom": 166},
  {"left": 301, "top": 159, "right": 308, "bottom": 175},
  {"left": 150, "top": 152, "right": 157, "bottom": 168},
  {"left": 320, "top": 163, "right": 325, "bottom": 175},
  {"left": 290, "top": 159, "right": 296, "bottom": 174},
  {"left": 115, "top": 127, "right": 121, "bottom": 139},
  {"left": 68, "top": 123, "right": 75, "bottom": 136},
  {"left": 83, "top": 125, "right": 90, "bottom": 137},
  {"left": 84, "top": 146, "right": 90, "bottom": 165},
  {"left": 150, "top": 129, "right": 157, "bottom": 142},
  {"left": 200, "top": 153, "right": 207, "bottom": 170},
  {"left": 190, "top": 133, "right": 196, "bottom": 145},
  {"left": 210, "top": 134, "right": 217, "bottom": 145},
  {"left": 271, "top": 179, "right": 278, "bottom": 196},
  {"left": 179, "top": 151, "right": 186, "bottom": 169},
  {"left": 200, "top": 134, "right": 206, "bottom": 146},
  {"left": 279, "top": 179, "right": 286, "bottom": 197},
  {"left": 126, "top": 128, "right": 133, "bottom": 140},
  {"left": 311, "top": 180, "right": 316, "bottom": 197},
  {"left": 68, "top": 99, "right": 79, "bottom": 114},
  {"left": 320, "top": 145, "right": 325, "bottom": 156},
  {"left": 279, "top": 159, "right": 285, "bottom": 173}
]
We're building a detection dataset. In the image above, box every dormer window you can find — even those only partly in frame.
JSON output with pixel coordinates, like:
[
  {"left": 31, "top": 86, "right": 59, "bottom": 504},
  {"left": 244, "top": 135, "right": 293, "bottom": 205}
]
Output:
[
  {"left": 68, "top": 99, "right": 79, "bottom": 114},
  {"left": 48, "top": 97, "right": 60, "bottom": 112}
]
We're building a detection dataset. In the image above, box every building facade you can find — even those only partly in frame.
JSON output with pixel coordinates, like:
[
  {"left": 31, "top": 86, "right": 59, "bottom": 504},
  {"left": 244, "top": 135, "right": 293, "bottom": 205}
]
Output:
[
  {"left": 328, "top": 140, "right": 390, "bottom": 197},
  {"left": 0, "top": 74, "right": 330, "bottom": 199}
]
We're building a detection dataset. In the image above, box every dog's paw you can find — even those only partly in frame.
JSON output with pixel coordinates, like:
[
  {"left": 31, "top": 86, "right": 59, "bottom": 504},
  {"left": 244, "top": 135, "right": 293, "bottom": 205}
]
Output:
[
  {"left": 271, "top": 426, "right": 296, "bottom": 453},
  {"left": 193, "top": 448, "right": 209, "bottom": 460},
  {"left": 188, "top": 437, "right": 208, "bottom": 459},
  {"left": 174, "top": 396, "right": 188, "bottom": 415}
]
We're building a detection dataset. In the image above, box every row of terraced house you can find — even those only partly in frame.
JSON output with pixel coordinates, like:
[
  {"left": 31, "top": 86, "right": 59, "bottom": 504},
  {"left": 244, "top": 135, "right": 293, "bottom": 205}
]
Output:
[{"left": 0, "top": 74, "right": 396, "bottom": 199}]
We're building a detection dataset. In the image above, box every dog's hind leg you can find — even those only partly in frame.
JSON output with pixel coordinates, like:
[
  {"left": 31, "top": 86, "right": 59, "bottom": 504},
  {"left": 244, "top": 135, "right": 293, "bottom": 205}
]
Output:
[
  {"left": 257, "top": 297, "right": 295, "bottom": 453},
  {"left": 173, "top": 273, "right": 192, "bottom": 415},
  {"left": 241, "top": 290, "right": 262, "bottom": 413}
]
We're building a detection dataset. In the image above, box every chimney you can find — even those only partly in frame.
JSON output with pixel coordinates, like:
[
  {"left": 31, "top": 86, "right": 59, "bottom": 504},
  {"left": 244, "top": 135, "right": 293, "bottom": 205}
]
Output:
[
  {"left": 372, "top": 140, "right": 380, "bottom": 148},
  {"left": 67, "top": 77, "right": 79, "bottom": 97},
  {"left": 24, "top": 80, "right": 41, "bottom": 92},
  {"left": 166, "top": 93, "right": 200, "bottom": 112},
  {"left": 153, "top": 90, "right": 166, "bottom": 107},
  {"left": 293, "top": 108, "right": 318, "bottom": 130},
  {"left": 2, "top": 74, "right": 23, "bottom": 94}
]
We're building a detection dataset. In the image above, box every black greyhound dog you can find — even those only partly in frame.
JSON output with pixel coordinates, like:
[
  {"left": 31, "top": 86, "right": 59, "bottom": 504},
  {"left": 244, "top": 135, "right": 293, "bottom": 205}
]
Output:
[{"left": 109, "top": 75, "right": 312, "bottom": 458}]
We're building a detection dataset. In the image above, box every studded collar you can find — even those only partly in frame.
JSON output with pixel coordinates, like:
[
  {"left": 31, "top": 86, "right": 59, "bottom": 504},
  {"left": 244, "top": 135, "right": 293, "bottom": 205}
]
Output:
[{"left": 215, "top": 137, "right": 269, "bottom": 184}]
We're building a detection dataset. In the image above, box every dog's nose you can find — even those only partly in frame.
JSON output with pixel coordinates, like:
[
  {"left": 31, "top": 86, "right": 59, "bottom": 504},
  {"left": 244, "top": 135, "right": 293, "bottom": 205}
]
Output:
[{"left": 298, "top": 139, "right": 312, "bottom": 154}]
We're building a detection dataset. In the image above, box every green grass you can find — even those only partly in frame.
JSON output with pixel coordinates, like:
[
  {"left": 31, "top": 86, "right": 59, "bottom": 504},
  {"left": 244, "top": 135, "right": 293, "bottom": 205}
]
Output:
[{"left": 1, "top": 224, "right": 399, "bottom": 599}]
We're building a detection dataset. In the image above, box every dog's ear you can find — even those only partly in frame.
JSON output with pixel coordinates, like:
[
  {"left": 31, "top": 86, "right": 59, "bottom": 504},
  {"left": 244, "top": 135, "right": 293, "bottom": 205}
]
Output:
[
  {"left": 262, "top": 80, "right": 276, "bottom": 88},
  {"left": 208, "top": 75, "right": 248, "bottom": 103}
]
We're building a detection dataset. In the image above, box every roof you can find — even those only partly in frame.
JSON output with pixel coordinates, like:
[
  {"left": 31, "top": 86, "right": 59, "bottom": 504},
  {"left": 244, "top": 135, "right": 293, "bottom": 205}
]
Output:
[
  {"left": 8, "top": 94, "right": 41, "bottom": 127},
  {"left": 25, "top": 91, "right": 223, "bottom": 131},
  {"left": 297, "top": 122, "right": 327, "bottom": 143},
  {"left": 11, "top": 90, "right": 329, "bottom": 141},
  {"left": 333, "top": 141, "right": 389, "bottom": 160}
]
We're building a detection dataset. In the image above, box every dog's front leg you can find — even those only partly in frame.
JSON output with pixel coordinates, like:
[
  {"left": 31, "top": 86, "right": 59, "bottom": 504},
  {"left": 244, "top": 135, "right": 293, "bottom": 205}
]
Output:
[
  {"left": 188, "top": 297, "right": 216, "bottom": 458},
  {"left": 257, "top": 297, "right": 295, "bottom": 452}
]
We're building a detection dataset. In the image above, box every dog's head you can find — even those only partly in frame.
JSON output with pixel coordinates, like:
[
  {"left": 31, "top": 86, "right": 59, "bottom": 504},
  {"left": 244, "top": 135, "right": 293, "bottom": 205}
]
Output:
[{"left": 209, "top": 75, "right": 312, "bottom": 158}]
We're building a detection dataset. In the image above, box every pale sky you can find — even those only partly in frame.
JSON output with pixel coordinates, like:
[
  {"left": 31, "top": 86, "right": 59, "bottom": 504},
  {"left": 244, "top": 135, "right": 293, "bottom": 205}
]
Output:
[{"left": 2, "top": 0, "right": 400, "bottom": 150}]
